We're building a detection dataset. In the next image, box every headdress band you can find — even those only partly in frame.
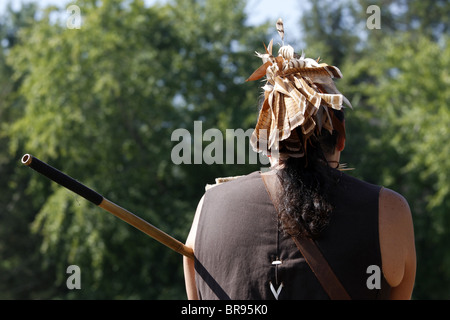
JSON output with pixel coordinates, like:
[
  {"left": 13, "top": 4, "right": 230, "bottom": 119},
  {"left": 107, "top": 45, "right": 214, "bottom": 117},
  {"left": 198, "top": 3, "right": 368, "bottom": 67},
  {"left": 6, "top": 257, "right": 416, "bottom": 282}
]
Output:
[{"left": 247, "top": 19, "right": 352, "bottom": 161}]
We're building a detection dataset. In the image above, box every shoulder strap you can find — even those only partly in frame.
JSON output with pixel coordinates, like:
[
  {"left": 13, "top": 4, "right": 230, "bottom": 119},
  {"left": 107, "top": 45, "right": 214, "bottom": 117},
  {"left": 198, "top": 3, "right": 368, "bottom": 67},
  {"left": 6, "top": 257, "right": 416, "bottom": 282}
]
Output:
[{"left": 261, "top": 172, "right": 351, "bottom": 300}]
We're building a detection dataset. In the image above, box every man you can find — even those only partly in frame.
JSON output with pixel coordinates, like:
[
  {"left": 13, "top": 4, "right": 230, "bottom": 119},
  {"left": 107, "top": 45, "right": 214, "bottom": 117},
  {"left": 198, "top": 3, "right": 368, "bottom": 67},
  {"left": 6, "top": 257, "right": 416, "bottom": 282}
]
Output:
[{"left": 183, "top": 22, "right": 415, "bottom": 300}]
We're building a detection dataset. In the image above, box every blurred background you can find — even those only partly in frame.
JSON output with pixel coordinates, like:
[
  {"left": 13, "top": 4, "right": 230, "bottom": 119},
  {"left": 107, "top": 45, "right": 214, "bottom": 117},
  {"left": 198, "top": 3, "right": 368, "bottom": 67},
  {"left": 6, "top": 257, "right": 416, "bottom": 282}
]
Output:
[{"left": 0, "top": 0, "right": 448, "bottom": 299}]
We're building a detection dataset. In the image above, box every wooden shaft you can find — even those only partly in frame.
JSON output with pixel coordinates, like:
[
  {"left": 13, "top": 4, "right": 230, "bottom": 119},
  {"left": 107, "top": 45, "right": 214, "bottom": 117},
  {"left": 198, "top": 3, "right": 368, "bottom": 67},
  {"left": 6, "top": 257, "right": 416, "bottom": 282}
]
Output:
[
  {"left": 99, "top": 198, "right": 194, "bottom": 259},
  {"left": 22, "top": 153, "right": 194, "bottom": 259}
]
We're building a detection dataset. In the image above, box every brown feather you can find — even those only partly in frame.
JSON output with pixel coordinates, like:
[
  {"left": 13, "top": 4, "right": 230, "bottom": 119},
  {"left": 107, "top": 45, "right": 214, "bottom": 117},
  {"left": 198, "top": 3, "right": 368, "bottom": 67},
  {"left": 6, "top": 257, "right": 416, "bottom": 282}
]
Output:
[
  {"left": 246, "top": 61, "right": 272, "bottom": 82},
  {"left": 275, "top": 56, "right": 284, "bottom": 71}
]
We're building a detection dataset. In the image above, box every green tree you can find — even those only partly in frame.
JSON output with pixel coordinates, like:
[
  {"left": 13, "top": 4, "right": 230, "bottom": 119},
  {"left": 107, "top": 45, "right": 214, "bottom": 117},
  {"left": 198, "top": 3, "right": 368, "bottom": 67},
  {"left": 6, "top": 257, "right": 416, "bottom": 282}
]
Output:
[
  {"left": 3, "top": 0, "right": 267, "bottom": 299},
  {"left": 300, "top": 0, "right": 361, "bottom": 66},
  {"left": 350, "top": 34, "right": 450, "bottom": 299},
  {"left": 300, "top": 0, "right": 450, "bottom": 298},
  {"left": 0, "top": 2, "right": 64, "bottom": 299}
]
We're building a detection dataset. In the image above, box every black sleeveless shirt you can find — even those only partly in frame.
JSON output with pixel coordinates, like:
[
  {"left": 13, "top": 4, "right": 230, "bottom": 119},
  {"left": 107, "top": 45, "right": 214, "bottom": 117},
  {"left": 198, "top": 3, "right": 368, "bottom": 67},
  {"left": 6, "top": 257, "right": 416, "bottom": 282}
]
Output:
[{"left": 194, "top": 170, "right": 391, "bottom": 299}]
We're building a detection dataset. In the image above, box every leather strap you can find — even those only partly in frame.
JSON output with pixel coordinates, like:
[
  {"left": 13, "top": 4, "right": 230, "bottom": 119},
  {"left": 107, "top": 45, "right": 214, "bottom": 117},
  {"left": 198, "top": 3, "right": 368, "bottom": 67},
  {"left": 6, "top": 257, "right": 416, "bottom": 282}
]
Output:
[{"left": 261, "top": 172, "right": 351, "bottom": 300}]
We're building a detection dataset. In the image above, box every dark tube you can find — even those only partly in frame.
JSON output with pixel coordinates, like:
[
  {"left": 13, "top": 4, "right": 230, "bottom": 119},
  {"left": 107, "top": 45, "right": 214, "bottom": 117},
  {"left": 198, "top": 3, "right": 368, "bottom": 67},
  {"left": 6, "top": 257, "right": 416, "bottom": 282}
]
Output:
[{"left": 21, "top": 154, "right": 104, "bottom": 205}]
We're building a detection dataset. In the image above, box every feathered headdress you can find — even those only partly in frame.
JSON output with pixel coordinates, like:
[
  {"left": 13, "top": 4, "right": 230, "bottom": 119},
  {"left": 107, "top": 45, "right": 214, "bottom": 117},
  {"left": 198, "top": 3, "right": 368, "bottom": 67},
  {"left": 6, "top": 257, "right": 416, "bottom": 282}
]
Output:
[{"left": 247, "top": 19, "right": 352, "bottom": 161}]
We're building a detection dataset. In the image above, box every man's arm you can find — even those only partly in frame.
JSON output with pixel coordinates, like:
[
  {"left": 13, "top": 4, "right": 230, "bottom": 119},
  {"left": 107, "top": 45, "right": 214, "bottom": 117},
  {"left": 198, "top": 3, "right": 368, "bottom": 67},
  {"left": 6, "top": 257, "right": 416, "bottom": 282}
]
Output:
[
  {"left": 379, "top": 188, "right": 416, "bottom": 299},
  {"left": 183, "top": 195, "right": 205, "bottom": 300}
]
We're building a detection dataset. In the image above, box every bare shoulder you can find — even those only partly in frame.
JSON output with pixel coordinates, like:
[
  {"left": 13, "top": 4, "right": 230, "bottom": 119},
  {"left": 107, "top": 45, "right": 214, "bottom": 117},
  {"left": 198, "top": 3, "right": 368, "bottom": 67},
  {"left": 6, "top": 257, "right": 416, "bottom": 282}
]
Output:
[
  {"left": 185, "top": 195, "right": 205, "bottom": 251},
  {"left": 380, "top": 188, "right": 410, "bottom": 216},
  {"left": 379, "top": 187, "right": 416, "bottom": 299},
  {"left": 183, "top": 195, "right": 205, "bottom": 300},
  {"left": 379, "top": 188, "right": 412, "bottom": 240}
]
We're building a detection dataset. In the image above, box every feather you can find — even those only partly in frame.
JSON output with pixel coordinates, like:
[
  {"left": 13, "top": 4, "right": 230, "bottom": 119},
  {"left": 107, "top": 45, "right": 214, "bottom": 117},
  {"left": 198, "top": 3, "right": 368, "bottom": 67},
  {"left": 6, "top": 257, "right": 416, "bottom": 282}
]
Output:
[
  {"left": 303, "top": 58, "right": 320, "bottom": 68},
  {"left": 321, "top": 105, "right": 334, "bottom": 134},
  {"left": 268, "top": 91, "right": 280, "bottom": 150},
  {"left": 277, "top": 93, "right": 291, "bottom": 141},
  {"left": 274, "top": 56, "right": 284, "bottom": 71},
  {"left": 342, "top": 95, "right": 353, "bottom": 109},
  {"left": 247, "top": 20, "right": 353, "bottom": 160},
  {"left": 288, "top": 59, "right": 306, "bottom": 69},
  {"left": 250, "top": 97, "right": 272, "bottom": 153},
  {"left": 279, "top": 45, "right": 294, "bottom": 61},
  {"left": 276, "top": 18, "right": 284, "bottom": 42},
  {"left": 330, "top": 110, "right": 346, "bottom": 139},
  {"left": 262, "top": 39, "right": 274, "bottom": 56},
  {"left": 315, "top": 106, "right": 324, "bottom": 133},
  {"left": 246, "top": 61, "right": 272, "bottom": 82},
  {"left": 267, "top": 39, "right": 273, "bottom": 55},
  {"left": 284, "top": 95, "right": 305, "bottom": 129}
]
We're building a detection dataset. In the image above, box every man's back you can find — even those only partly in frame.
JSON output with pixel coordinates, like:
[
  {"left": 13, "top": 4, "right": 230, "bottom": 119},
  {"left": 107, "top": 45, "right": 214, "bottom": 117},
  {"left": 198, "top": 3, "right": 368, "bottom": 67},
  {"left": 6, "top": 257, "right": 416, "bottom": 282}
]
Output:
[{"left": 188, "top": 170, "right": 401, "bottom": 299}]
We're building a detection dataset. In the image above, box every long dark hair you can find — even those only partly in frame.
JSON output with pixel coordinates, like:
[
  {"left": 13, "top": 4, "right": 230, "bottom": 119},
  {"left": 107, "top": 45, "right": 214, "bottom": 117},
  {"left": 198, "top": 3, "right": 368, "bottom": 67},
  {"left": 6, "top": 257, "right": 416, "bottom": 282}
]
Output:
[{"left": 276, "top": 113, "right": 343, "bottom": 239}]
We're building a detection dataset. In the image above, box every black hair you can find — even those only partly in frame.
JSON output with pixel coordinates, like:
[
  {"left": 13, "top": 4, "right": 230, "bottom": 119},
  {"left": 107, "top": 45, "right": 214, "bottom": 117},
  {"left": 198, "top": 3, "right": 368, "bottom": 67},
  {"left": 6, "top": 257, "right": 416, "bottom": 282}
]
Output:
[{"left": 276, "top": 110, "right": 344, "bottom": 239}]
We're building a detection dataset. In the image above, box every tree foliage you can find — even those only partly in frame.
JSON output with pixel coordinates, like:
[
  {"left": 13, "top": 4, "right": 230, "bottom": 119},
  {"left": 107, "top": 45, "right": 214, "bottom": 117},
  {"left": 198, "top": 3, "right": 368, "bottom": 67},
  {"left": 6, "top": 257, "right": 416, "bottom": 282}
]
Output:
[
  {"left": 0, "top": 0, "right": 449, "bottom": 299},
  {"left": 1, "top": 0, "right": 266, "bottom": 299},
  {"left": 351, "top": 34, "right": 450, "bottom": 299},
  {"left": 302, "top": 0, "right": 450, "bottom": 299}
]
